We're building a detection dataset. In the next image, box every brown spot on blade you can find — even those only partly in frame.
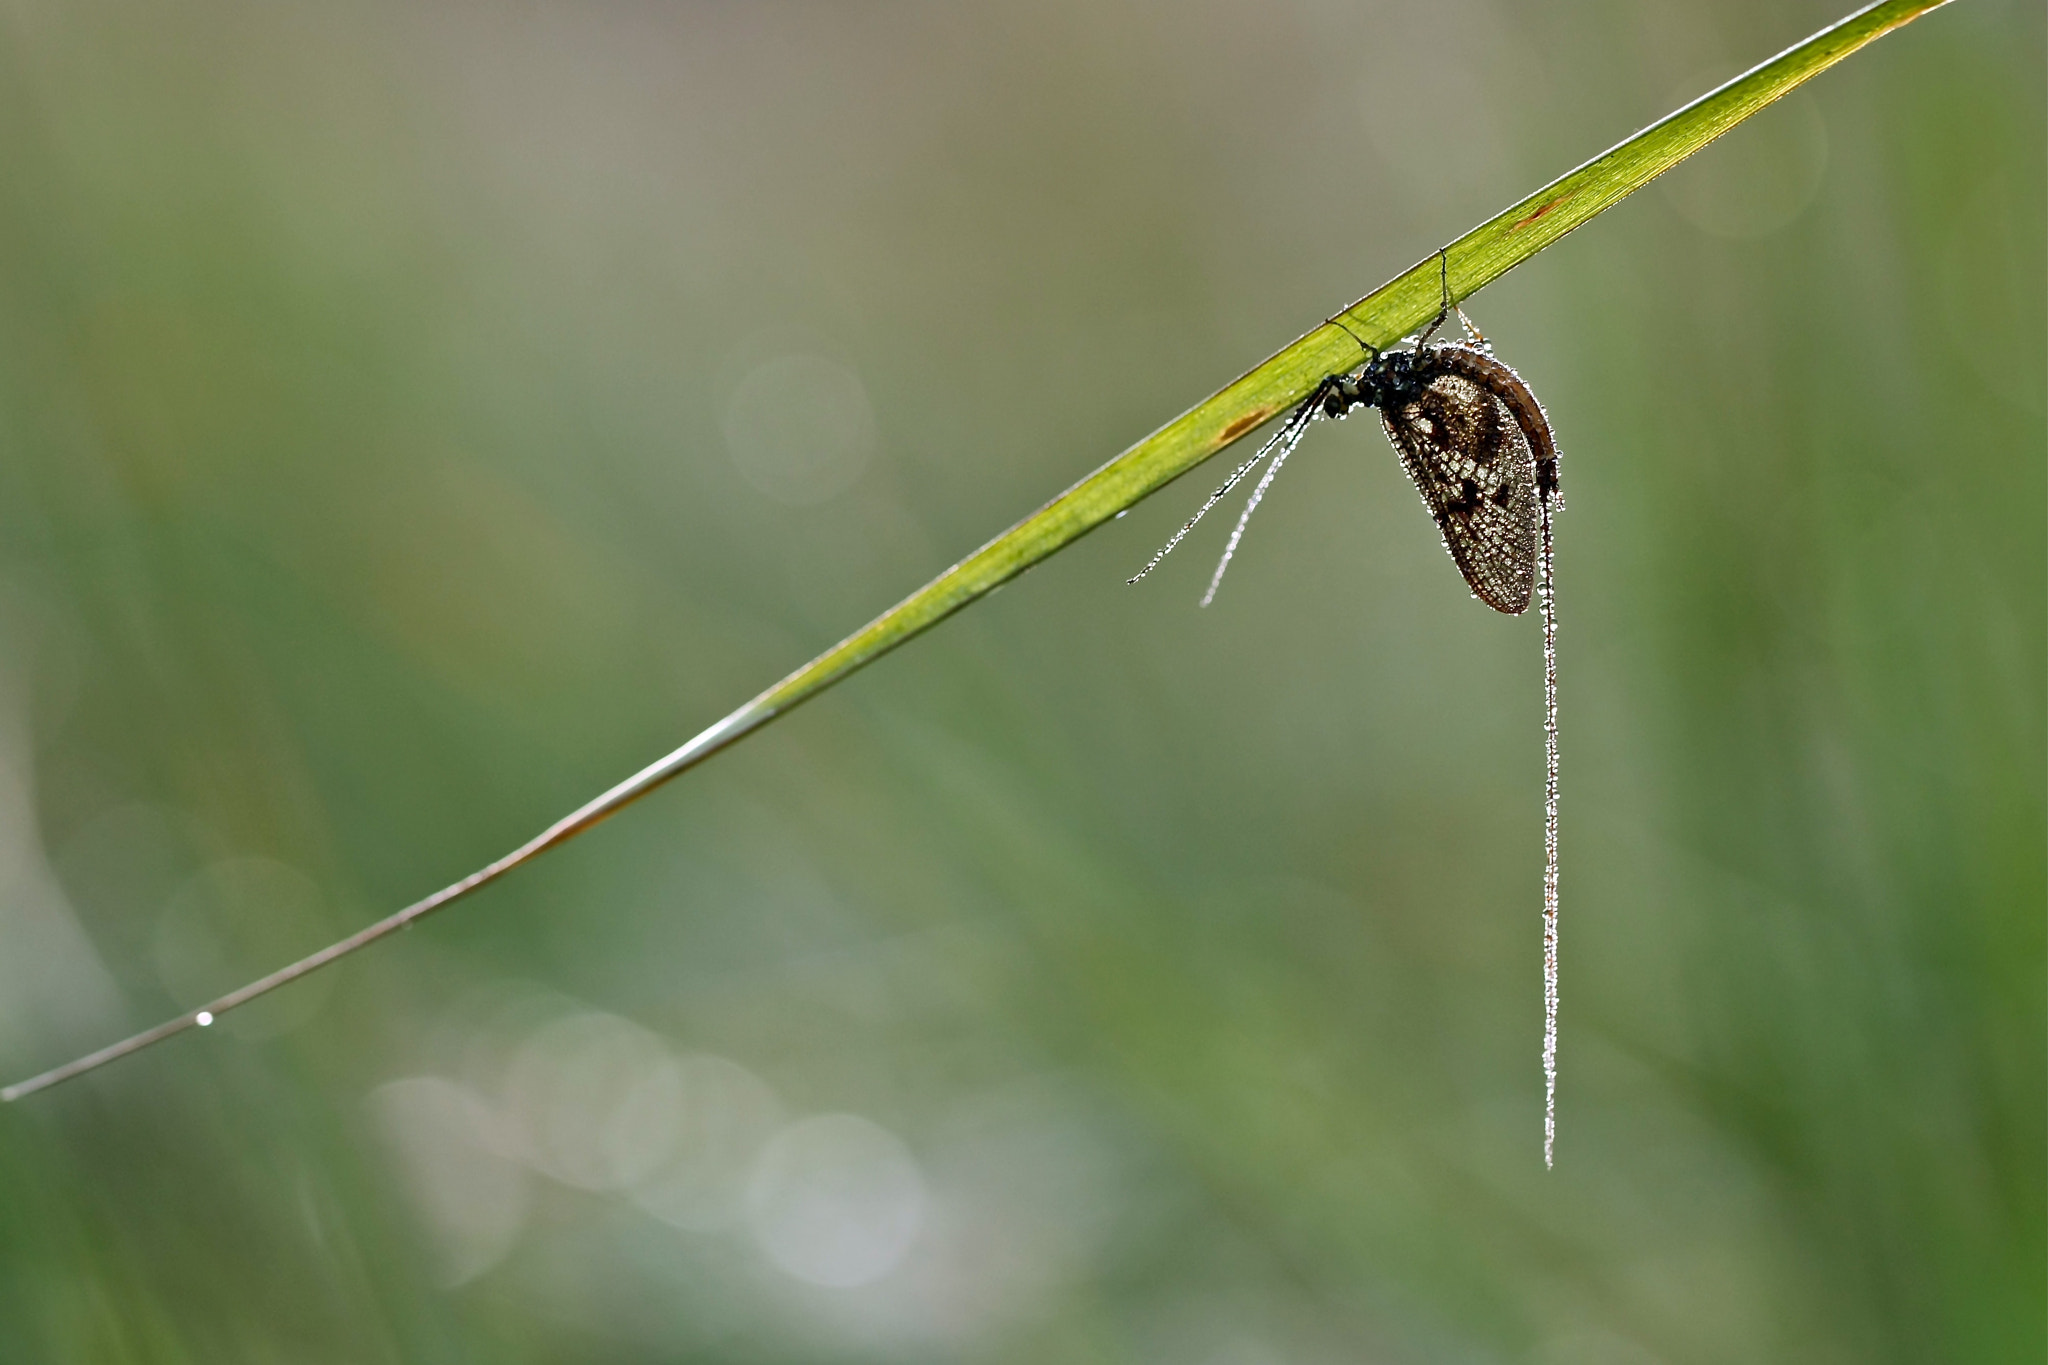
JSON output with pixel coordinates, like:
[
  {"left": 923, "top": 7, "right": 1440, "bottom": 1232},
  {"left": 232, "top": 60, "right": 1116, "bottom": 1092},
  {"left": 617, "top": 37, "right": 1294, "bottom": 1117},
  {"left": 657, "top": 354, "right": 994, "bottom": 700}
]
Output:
[
  {"left": 1219, "top": 407, "right": 1275, "bottom": 444},
  {"left": 1511, "top": 194, "right": 1567, "bottom": 230}
]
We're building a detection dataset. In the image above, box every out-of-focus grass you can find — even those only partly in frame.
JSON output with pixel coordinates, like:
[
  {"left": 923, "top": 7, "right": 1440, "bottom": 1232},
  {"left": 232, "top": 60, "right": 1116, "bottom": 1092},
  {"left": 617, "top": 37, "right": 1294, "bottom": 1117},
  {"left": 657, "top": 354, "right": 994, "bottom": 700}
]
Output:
[
  {"left": 0, "top": 2, "right": 1951, "bottom": 1100},
  {"left": 0, "top": 1, "right": 2037, "bottom": 1362}
]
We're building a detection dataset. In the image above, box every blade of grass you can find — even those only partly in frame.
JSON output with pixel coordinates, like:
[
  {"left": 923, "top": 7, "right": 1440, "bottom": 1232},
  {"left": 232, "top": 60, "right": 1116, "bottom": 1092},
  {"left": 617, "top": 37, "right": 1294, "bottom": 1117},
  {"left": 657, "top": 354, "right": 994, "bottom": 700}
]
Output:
[{"left": 3, "top": 0, "right": 1950, "bottom": 1102}]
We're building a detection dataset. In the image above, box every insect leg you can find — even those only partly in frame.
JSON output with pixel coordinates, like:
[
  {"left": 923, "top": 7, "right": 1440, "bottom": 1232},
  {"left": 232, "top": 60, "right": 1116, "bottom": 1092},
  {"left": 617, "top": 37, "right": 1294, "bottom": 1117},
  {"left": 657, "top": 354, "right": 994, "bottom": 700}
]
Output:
[
  {"left": 1326, "top": 312, "right": 1381, "bottom": 366},
  {"left": 1413, "top": 248, "right": 1453, "bottom": 348}
]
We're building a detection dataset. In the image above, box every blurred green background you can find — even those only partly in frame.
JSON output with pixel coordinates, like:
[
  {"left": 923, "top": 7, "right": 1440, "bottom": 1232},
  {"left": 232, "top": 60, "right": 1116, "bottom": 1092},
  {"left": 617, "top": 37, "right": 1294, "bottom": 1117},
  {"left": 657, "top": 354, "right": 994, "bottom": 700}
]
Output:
[{"left": 0, "top": 1, "right": 2038, "bottom": 1360}]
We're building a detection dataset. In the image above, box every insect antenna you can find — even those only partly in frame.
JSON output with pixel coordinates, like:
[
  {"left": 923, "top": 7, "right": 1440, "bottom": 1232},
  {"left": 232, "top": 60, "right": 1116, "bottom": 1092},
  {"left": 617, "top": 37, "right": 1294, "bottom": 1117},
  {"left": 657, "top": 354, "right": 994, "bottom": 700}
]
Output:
[
  {"left": 1198, "top": 408, "right": 1312, "bottom": 607},
  {"left": 1127, "top": 386, "right": 1325, "bottom": 587}
]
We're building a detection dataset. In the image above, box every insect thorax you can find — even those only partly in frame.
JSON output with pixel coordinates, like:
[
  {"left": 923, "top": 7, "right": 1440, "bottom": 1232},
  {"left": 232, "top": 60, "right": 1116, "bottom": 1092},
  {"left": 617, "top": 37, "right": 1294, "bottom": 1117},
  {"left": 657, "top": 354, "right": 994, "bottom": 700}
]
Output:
[{"left": 1320, "top": 346, "right": 1437, "bottom": 421}]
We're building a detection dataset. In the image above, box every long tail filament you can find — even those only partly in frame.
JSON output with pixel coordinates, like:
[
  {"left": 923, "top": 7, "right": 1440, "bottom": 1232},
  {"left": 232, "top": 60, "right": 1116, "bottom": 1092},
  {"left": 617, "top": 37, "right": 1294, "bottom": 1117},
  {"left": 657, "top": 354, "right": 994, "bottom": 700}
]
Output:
[{"left": 1539, "top": 491, "right": 1561, "bottom": 1169}]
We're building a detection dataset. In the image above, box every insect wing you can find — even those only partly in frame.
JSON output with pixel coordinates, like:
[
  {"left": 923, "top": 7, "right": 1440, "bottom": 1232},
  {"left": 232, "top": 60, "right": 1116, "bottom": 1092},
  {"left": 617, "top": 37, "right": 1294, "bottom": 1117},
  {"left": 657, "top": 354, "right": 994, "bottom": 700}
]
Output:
[{"left": 1380, "top": 344, "right": 1550, "bottom": 614}]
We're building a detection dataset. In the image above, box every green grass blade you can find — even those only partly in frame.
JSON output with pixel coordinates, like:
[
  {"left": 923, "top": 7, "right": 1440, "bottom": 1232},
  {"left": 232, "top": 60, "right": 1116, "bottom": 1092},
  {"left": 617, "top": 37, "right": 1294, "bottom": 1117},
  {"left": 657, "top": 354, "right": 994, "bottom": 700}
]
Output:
[{"left": 0, "top": 0, "right": 1950, "bottom": 1102}]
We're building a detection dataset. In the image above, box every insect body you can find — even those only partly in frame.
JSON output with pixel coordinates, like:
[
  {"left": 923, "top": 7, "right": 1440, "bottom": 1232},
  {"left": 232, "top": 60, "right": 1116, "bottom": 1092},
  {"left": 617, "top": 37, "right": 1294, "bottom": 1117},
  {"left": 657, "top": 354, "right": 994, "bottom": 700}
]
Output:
[
  {"left": 1128, "top": 307, "right": 1559, "bottom": 612},
  {"left": 1320, "top": 338, "right": 1558, "bottom": 614},
  {"left": 1129, "top": 276, "right": 1566, "bottom": 1167}
]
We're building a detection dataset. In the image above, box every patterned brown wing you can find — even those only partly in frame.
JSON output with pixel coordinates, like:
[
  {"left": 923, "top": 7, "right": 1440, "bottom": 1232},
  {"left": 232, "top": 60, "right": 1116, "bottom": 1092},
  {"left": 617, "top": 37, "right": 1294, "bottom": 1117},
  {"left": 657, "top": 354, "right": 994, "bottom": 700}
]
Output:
[{"left": 1380, "top": 343, "right": 1553, "bottom": 614}]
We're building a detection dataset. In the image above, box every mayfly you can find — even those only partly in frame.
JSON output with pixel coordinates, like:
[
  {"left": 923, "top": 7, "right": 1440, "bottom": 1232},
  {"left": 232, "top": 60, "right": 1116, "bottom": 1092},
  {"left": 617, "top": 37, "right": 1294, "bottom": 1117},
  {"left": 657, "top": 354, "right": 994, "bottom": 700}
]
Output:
[{"left": 1130, "top": 258, "right": 1566, "bottom": 1165}]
